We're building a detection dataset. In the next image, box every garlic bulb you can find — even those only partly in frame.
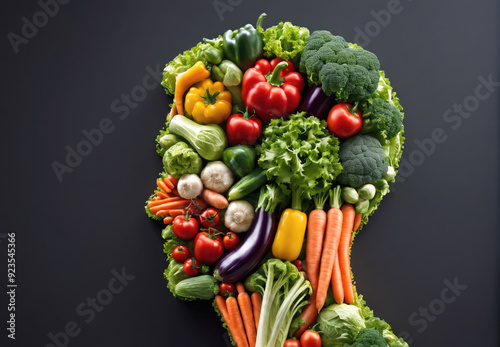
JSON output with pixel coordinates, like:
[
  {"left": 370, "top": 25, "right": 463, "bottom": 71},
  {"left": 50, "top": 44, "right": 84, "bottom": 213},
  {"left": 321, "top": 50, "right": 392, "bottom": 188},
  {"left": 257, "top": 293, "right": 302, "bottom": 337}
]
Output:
[
  {"left": 200, "top": 161, "right": 234, "bottom": 193},
  {"left": 224, "top": 200, "right": 254, "bottom": 233}
]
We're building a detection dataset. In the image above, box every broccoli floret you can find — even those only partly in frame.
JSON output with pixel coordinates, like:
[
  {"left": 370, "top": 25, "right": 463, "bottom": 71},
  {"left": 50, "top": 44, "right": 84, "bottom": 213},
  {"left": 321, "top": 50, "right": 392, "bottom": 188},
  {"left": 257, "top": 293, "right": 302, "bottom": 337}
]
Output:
[
  {"left": 300, "top": 31, "right": 380, "bottom": 103},
  {"left": 350, "top": 328, "right": 388, "bottom": 347},
  {"left": 361, "top": 98, "right": 403, "bottom": 139},
  {"left": 337, "top": 135, "right": 388, "bottom": 188}
]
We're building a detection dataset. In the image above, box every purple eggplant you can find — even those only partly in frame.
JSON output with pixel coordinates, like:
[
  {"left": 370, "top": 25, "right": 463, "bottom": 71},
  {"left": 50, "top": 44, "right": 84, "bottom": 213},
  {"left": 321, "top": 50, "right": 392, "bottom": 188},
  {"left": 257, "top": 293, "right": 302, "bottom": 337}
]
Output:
[
  {"left": 299, "top": 84, "right": 336, "bottom": 119},
  {"left": 213, "top": 208, "right": 275, "bottom": 283}
]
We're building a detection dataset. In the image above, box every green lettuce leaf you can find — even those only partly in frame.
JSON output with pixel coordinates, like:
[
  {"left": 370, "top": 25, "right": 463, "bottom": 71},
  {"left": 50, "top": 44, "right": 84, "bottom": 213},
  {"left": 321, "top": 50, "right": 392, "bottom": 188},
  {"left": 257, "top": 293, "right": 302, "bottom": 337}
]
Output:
[
  {"left": 261, "top": 21, "right": 310, "bottom": 68},
  {"left": 257, "top": 113, "right": 342, "bottom": 199},
  {"left": 161, "top": 37, "right": 222, "bottom": 96}
]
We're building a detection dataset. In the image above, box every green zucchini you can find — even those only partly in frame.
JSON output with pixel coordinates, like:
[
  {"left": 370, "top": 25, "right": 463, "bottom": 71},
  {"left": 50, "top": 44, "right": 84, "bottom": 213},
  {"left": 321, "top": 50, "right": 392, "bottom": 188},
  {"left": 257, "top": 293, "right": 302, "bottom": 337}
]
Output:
[{"left": 227, "top": 168, "right": 267, "bottom": 201}]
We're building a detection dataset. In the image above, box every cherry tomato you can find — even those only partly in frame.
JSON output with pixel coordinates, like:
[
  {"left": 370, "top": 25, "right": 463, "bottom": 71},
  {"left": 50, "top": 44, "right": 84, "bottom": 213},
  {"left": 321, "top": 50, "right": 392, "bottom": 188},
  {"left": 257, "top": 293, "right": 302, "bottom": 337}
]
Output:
[
  {"left": 172, "top": 245, "right": 191, "bottom": 262},
  {"left": 226, "top": 112, "right": 263, "bottom": 147},
  {"left": 219, "top": 282, "right": 237, "bottom": 297},
  {"left": 172, "top": 214, "right": 199, "bottom": 240},
  {"left": 284, "top": 339, "right": 302, "bottom": 347},
  {"left": 327, "top": 103, "right": 363, "bottom": 138},
  {"left": 300, "top": 329, "right": 322, "bottom": 347},
  {"left": 194, "top": 232, "right": 224, "bottom": 265},
  {"left": 200, "top": 208, "right": 221, "bottom": 228},
  {"left": 183, "top": 258, "right": 200, "bottom": 277},
  {"left": 292, "top": 260, "right": 303, "bottom": 272},
  {"left": 223, "top": 232, "right": 240, "bottom": 251},
  {"left": 186, "top": 198, "right": 207, "bottom": 215}
]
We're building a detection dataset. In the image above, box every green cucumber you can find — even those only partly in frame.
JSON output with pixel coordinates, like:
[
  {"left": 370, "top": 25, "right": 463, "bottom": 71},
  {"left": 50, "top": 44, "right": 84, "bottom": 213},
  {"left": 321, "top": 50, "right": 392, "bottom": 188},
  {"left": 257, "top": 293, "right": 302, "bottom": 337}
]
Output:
[{"left": 227, "top": 168, "right": 267, "bottom": 201}]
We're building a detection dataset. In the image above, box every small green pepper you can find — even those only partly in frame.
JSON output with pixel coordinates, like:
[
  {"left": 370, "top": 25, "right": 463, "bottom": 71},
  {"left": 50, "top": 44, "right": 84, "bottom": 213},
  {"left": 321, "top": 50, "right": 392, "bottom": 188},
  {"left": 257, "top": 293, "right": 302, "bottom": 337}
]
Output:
[
  {"left": 222, "top": 145, "right": 256, "bottom": 178},
  {"left": 222, "top": 13, "right": 266, "bottom": 70}
]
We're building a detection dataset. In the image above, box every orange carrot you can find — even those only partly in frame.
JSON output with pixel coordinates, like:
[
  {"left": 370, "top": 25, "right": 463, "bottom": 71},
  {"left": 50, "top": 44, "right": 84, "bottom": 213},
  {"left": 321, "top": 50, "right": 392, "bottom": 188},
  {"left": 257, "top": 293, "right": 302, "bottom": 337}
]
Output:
[
  {"left": 156, "top": 180, "right": 171, "bottom": 193},
  {"left": 148, "top": 197, "right": 184, "bottom": 207},
  {"left": 149, "top": 200, "right": 190, "bottom": 213},
  {"left": 152, "top": 196, "right": 160, "bottom": 201},
  {"left": 292, "top": 294, "right": 319, "bottom": 338},
  {"left": 236, "top": 282, "right": 246, "bottom": 294},
  {"left": 163, "top": 217, "right": 173, "bottom": 224},
  {"left": 215, "top": 295, "right": 231, "bottom": 325},
  {"left": 156, "top": 191, "right": 169, "bottom": 199},
  {"left": 339, "top": 204, "right": 355, "bottom": 304},
  {"left": 202, "top": 189, "right": 229, "bottom": 209},
  {"left": 316, "top": 187, "right": 343, "bottom": 312},
  {"left": 250, "top": 292, "right": 261, "bottom": 331},
  {"left": 331, "top": 252, "right": 344, "bottom": 304},
  {"left": 238, "top": 292, "right": 256, "bottom": 347},
  {"left": 353, "top": 212, "right": 362, "bottom": 232},
  {"left": 226, "top": 296, "right": 249, "bottom": 347},
  {"left": 163, "top": 177, "right": 175, "bottom": 190},
  {"left": 168, "top": 209, "right": 186, "bottom": 217},
  {"left": 155, "top": 210, "right": 170, "bottom": 217},
  {"left": 169, "top": 105, "right": 177, "bottom": 119},
  {"left": 306, "top": 192, "right": 329, "bottom": 294},
  {"left": 167, "top": 175, "right": 178, "bottom": 186}
]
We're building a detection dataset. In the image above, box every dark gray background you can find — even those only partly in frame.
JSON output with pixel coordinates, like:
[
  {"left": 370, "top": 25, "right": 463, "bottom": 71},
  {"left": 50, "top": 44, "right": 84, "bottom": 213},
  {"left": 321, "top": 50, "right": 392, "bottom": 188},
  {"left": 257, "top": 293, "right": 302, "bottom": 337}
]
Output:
[{"left": 1, "top": 0, "right": 498, "bottom": 346}]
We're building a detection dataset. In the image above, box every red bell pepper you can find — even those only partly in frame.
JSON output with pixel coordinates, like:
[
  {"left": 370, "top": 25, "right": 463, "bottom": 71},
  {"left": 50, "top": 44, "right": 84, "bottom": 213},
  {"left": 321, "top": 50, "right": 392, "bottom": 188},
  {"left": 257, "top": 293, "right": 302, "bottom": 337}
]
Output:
[{"left": 242, "top": 58, "right": 305, "bottom": 123}]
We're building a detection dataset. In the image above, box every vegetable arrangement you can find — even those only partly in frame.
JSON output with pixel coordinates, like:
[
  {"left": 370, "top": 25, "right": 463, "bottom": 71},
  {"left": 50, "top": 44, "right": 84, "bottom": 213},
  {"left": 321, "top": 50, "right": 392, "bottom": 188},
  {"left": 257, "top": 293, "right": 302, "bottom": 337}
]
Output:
[{"left": 146, "top": 13, "right": 407, "bottom": 347}]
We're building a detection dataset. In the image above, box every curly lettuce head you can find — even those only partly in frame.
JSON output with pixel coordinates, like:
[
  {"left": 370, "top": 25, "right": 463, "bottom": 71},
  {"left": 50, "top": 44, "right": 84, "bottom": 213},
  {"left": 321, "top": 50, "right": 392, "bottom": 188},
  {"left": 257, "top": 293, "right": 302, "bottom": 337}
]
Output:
[
  {"left": 257, "top": 112, "right": 342, "bottom": 197},
  {"left": 260, "top": 21, "right": 310, "bottom": 67},
  {"left": 163, "top": 142, "right": 202, "bottom": 178}
]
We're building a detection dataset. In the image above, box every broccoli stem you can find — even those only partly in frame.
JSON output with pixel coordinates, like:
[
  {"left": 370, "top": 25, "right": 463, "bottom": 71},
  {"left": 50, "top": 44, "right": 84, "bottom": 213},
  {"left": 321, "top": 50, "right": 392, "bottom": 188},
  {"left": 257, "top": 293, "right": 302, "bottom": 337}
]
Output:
[{"left": 291, "top": 184, "right": 304, "bottom": 211}]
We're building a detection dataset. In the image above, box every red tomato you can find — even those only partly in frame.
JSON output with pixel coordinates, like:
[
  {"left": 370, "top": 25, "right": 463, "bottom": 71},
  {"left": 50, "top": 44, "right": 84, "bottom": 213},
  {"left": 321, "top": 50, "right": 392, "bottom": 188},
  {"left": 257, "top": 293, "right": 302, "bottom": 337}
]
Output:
[
  {"left": 300, "top": 330, "right": 321, "bottom": 347},
  {"left": 284, "top": 339, "right": 302, "bottom": 347},
  {"left": 194, "top": 232, "right": 224, "bottom": 265},
  {"left": 219, "top": 282, "right": 237, "bottom": 297},
  {"left": 223, "top": 232, "right": 239, "bottom": 251},
  {"left": 172, "top": 245, "right": 191, "bottom": 262},
  {"left": 226, "top": 112, "right": 263, "bottom": 146},
  {"left": 183, "top": 258, "right": 200, "bottom": 277},
  {"left": 327, "top": 103, "right": 363, "bottom": 138},
  {"left": 292, "top": 260, "right": 303, "bottom": 272},
  {"left": 200, "top": 208, "right": 221, "bottom": 228},
  {"left": 186, "top": 198, "right": 207, "bottom": 215},
  {"left": 172, "top": 214, "right": 199, "bottom": 240}
]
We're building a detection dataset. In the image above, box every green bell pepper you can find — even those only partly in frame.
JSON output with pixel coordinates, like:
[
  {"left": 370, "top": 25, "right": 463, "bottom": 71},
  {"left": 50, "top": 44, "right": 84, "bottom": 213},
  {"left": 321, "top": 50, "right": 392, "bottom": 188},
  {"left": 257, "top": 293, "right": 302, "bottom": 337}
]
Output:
[
  {"left": 222, "top": 145, "right": 256, "bottom": 178},
  {"left": 212, "top": 60, "right": 243, "bottom": 87},
  {"left": 222, "top": 13, "right": 266, "bottom": 71},
  {"left": 212, "top": 60, "right": 244, "bottom": 105}
]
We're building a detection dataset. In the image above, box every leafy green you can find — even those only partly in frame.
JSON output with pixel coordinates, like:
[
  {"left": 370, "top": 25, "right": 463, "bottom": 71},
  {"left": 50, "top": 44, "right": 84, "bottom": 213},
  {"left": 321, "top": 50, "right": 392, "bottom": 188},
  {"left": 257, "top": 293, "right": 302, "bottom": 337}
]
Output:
[
  {"left": 256, "top": 184, "right": 287, "bottom": 213},
  {"left": 144, "top": 192, "right": 164, "bottom": 221},
  {"left": 161, "top": 37, "right": 222, "bottom": 96},
  {"left": 163, "top": 260, "right": 190, "bottom": 298},
  {"left": 372, "top": 71, "right": 403, "bottom": 112},
  {"left": 257, "top": 112, "right": 342, "bottom": 210},
  {"left": 244, "top": 259, "right": 311, "bottom": 347},
  {"left": 260, "top": 21, "right": 310, "bottom": 68},
  {"left": 354, "top": 295, "right": 409, "bottom": 347},
  {"left": 163, "top": 142, "right": 203, "bottom": 178},
  {"left": 318, "top": 303, "right": 366, "bottom": 346}
]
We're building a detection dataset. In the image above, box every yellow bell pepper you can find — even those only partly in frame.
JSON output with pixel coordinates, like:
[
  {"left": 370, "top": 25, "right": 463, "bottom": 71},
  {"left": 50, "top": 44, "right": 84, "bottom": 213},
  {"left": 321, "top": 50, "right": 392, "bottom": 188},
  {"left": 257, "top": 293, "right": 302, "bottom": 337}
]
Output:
[
  {"left": 184, "top": 79, "right": 232, "bottom": 124},
  {"left": 174, "top": 61, "right": 210, "bottom": 116},
  {"left": 272, "top": 208, "right": 307, "bottom": 261}
]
